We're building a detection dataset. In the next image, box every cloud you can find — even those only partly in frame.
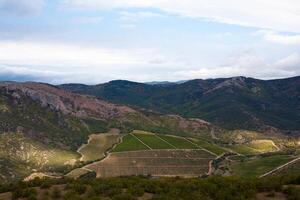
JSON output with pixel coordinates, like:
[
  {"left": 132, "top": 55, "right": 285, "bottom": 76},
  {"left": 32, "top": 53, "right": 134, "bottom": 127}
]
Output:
[
  {"left": 254, "top": 30, "right": 300, "bottom": 45},
  {"left": 119, "top": 11, "right": 164, "bottom": 22},
  {"left": 0, "top": 40, "right": 148, "bottom": 66},
  {"left": 275, "top": 53, "right": 300, "bottom": 70},
  {"left": 0, "top": 40, "right": 299, "bottom": 84},
  {"left": 0, "top": 40, "right": 176, "bottom": 83},
  {"left": 65, "top": 0, "right": 300, "bottom": 33},
  {"left": 173, "top": 51, "right": 300, "bottom": 80},
  {"left": 118, "top": 11, "right": 163, "bottom": 28},
  {"left": 70, "top": 16, "right": 103, "bottom": 24},
  {"left": 0, "top": 0, "right": 44, "bottom": 16}
]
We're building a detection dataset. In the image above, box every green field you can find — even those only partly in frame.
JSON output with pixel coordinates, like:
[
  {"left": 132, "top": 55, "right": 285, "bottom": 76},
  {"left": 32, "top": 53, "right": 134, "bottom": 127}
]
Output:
[
  {"left": 228, "top": 140, "right": 278, "bottom": 155},
  {"left": 247, "top": 140, "right": 277, "bottom": 152},
  {"left": 275, "top": 160, "right": 300, "bottom": 175},
  {"left": 112, "top": 130, "right": 229, "bottom": 153},
  {"left": 231, "top": 155, "right": 295, "bottom": 177},
  {"left": 190, "top": 138, "right": 227, "bottom": 155},
  {"left": 157, "top": 135, "right": 199, "bottom": 149},
  {"left": 78, "top": 133, "right": 120, "bottom": 162},
  {"left": 228, "top": 145, "right": 260, "bottom": 155},
  {"left": 132, "top": 131, "right": 174, "bottom": 149},
  {"left": 112, "top": 134, "right": 149, "bottom": 152}
]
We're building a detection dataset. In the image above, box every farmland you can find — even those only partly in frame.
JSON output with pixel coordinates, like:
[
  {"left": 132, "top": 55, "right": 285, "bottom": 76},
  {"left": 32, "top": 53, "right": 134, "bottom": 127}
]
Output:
[
  {"left": 190, "top": 138, "right": 228, "bottom": 155},
  {"left": 276, "top": 159, "right": 300, "bottom": 175},
  {"left": 111, "top": 134, "right": 149, "bottom": 152},
  {"left": 85, "top": 131, "right": 217, "bottom": 177},
  {"left": 227, "top": 140, "right": 279, "bottom": 155},
  {"left": 86, "top": 149, "right": 215, "bottom": 177},
  {"left": 68, "top": 130, "right": 287, "bottom": 179},
  {"left": 231, "top": 155, "right": 297, "bottom": 177},
  {"left": 157, "top": 135, "right": 199, "bottom": 149},
  {"left": 78, "top": 129, "right": 121, "bottom": 162},
  {"left": 132, "top": 130, "right": 175, "bottom": 149},
  {"left": 112, "top": 130, "right": 229, "bottom": 157}
]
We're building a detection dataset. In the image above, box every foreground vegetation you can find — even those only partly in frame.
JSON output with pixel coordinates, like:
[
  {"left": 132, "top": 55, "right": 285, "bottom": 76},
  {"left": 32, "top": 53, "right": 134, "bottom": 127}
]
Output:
[{"left": 0, "top": 174, "right": 300, "bottom": 200}]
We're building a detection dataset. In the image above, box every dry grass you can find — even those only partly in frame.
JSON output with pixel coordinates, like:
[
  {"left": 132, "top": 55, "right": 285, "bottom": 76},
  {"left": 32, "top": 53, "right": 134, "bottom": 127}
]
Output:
[{"left": 78, "top": 131, "right": 121, "bottom": 162}]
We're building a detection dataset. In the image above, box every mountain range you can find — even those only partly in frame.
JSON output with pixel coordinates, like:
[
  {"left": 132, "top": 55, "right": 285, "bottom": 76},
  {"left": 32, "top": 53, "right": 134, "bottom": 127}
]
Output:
[
  {"left": 60, "top": 76, "right": 300, "bottom": 135},
  {"left": 0, "top": 76, "right": 299, "bottom": 182},
  {"left": 0, "top": 81, "right": 216, "bottom": 181}
]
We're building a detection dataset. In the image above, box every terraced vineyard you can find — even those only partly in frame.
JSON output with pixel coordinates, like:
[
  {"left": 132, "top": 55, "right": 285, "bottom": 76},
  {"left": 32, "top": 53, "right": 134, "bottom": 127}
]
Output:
[
  {"left": 86, "top": 149, "right": 215, "bottom": 177},
  {"left": 112, "top": 130, "right": 225, "bottom": 153},
  {"left": 67, "top": 130, "right": 285, "bottom": 179},
  {"left": 76, "top": 130, "right": 220, "bottom": 177}
]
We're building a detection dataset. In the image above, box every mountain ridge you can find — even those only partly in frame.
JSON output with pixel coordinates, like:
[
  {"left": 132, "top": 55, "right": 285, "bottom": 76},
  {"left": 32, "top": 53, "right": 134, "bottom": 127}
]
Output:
[{"left": 60, "top": 76, "right": 300, "bottom": 135}]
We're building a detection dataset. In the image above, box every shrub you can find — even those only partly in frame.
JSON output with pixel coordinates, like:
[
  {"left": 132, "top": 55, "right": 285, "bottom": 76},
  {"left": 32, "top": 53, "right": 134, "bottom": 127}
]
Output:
[{"left": 51, "top": 188, "right": 61, "bottom": 199}]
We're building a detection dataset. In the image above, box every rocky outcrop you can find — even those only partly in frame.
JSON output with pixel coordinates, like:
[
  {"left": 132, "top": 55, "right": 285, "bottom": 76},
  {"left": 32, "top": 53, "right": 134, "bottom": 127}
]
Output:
[{"left": 0, "top": 82, "right": 135, "bottom": 120}]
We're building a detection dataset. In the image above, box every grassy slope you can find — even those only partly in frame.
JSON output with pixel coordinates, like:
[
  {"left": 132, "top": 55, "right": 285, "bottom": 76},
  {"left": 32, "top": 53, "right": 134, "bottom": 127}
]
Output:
[
  {"left": 78, "top": 134, "right": 120, "bottom": 162},
  {"left": 227, "top": 140, "right": 278, "bottom": 155},
  {"left": 0, "top": 133, "right": 79, "bottom": 182},
  {"left": 248, "top": 140, "right": 277, "bottom": 152}
]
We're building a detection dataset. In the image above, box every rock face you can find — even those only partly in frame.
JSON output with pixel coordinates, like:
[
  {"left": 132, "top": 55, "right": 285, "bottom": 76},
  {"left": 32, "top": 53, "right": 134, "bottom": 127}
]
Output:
[{"left": 0, "top": 82, "right": 135, "bottom": 120}]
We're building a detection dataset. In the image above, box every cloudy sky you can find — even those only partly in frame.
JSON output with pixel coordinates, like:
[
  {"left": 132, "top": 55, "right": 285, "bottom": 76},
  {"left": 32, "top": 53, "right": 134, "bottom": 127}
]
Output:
[{"left": 0, "top": 0, "right": 300, "bottom": 84}]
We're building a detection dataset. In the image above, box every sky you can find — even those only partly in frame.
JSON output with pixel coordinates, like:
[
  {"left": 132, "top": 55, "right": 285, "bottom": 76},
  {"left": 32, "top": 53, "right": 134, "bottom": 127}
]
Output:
[{"left": 0, "top": 0, "right": 300, "bottom": 84}]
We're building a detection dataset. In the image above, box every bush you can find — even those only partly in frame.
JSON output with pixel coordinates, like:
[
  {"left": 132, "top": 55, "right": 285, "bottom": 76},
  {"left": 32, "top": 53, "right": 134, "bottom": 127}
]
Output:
[
  {"left": 283, "top": 186, "right": 300, "bottom": 200},
  {"left": 51, "top": 188, "right": 61, "bottom": 199},
  {"left": 112, "top": 193, "right": 136, "bottom": 200},
  {"left": 67, "top": 183, "right": 87, "bottom": 195}
]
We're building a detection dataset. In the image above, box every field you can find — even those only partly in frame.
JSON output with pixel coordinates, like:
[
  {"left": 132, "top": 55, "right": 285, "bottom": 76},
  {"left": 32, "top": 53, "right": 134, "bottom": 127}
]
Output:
[
  {"left": 157, "top": 135, "right": 199, "bottom": 149},
  {"left": 228, "top": 145, "right": 260, "bottom": 155},
  {"left": 190, "top": 138, "right": 228, "bottom": 155},
  {"left": 111, "top": 134, "right": 149, "bottom": 152},
  {"left": 78, "top": 132, "right": 121, "bottom": 162},
  {"left": 271, "top": 158, "right": 300, "bottom": 175},
  {"left": 227, "top": 140, "right": 278, "bottom": 155},
  {"left": 69, "top": 130, "right": 285, "bottom": 179},
  {"left": 86, "top": 149, "right": 215, "bottom": 177},
  {"left": 231, "top": 155, "right": 296, "bottom": 177},
  {"left": 113, "top": 131, "right": 226, "bottom": 155},
  {"left": 132, "top": 131, "right": 175, "bottom": 149}
]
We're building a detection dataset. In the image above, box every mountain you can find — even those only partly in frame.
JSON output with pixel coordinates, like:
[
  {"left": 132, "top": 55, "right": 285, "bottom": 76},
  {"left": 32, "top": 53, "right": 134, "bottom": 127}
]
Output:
[
  {"left": 60, "top": 76, "right": 300, "bottom": 135},
  {"left": 0, "top": 81, "right": 216, "bottom": 182}
]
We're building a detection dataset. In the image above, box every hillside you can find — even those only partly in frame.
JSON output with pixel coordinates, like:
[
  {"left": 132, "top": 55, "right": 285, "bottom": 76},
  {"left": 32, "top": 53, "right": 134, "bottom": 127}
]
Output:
[
  {"left": 0, "top": 81, "right": 218, "bottom": 182},
  {"left": 60, "top": 76, "right": 300, "bottom": 135}
]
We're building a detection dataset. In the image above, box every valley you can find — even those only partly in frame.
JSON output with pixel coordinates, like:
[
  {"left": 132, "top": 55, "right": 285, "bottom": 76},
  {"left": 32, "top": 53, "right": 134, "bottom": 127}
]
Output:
[{"left": 0, "top": 79, "right": 299, "bottom": 200}]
